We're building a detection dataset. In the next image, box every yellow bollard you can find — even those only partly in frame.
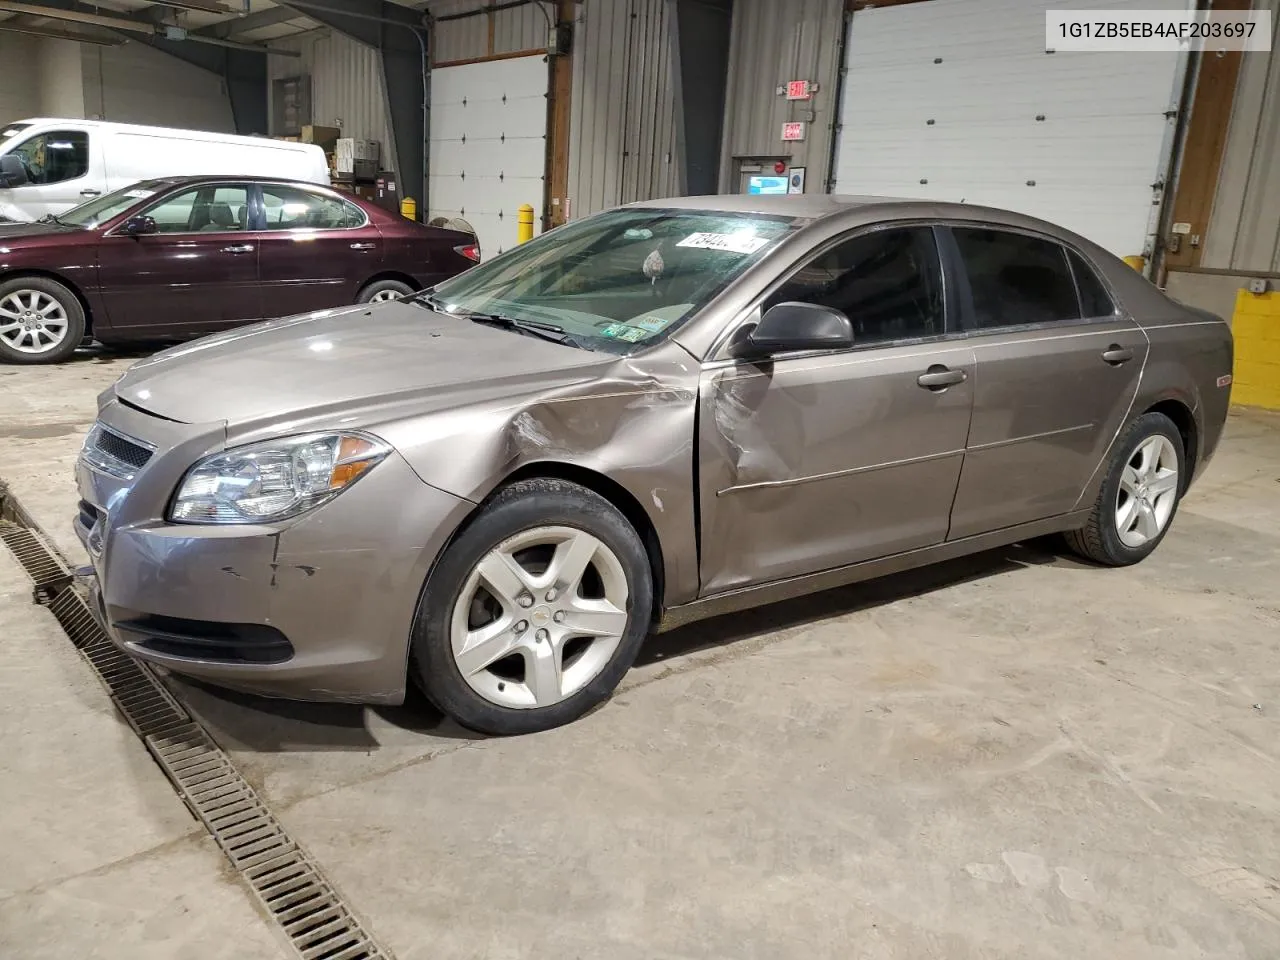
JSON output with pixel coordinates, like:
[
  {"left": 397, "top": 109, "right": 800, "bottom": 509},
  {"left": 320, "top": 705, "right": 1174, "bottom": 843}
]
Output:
[
  {"left": 517, "top": 204, "right": 535, "bottom": 244},
  {"left": 1123, "top": 255, "right": 1145, "bottom": 272},
  {"left": 400, "top": 197, "right": 417, "bottom": 221}
]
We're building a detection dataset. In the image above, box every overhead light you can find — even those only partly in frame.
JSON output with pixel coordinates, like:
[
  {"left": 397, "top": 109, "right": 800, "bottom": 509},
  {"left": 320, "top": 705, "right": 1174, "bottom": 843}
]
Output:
[{"left": 153, "top": 0, "right": 238, "bottom": 13}]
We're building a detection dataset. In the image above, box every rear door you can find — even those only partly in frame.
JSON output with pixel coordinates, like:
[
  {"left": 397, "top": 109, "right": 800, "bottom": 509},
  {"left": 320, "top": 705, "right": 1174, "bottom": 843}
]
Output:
[
  {"left": 943, "top": 226, "right": 1148, "bottom": 539},
  {"left": 96, "top": 182, "right": 260, "bottom": 334},
  {"left": 251, "top": 183, "right": 381, "bottom": 317}
]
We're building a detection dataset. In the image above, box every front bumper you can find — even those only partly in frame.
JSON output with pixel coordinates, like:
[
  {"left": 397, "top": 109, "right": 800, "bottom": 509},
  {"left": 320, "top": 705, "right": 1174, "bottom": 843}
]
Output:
[{"left": 77, "top": 399, "right": 474, "bottom": 704}]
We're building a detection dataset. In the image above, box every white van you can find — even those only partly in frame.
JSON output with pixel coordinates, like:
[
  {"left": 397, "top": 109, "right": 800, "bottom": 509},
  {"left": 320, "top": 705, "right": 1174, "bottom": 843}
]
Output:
[{"left": 0, "top": 118, "right": 329, "bottom": 222}]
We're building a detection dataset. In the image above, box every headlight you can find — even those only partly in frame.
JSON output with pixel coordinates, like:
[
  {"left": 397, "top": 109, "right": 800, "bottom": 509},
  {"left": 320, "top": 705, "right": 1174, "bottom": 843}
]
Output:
[{"left": 169, "top": 432, "right": 390, "bottom": 524}]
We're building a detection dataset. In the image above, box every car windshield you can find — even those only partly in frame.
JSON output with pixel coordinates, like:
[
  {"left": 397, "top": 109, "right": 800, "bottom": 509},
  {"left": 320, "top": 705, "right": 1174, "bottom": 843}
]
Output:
[
  {"left": 427, "top": 208, "right": 797, "bottom": 352},
  {"left": 0, "top": 122, "right": 32, "bottom": 148},
  {"left": 57, "top": 180, "right": 174, "bottom": 228}
]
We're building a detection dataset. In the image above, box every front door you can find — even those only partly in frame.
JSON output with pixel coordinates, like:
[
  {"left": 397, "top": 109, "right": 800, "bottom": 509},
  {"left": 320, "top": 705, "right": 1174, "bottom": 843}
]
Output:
[
  {"left": 697, "top": 225, "right": 975, "bottom": 594},
  {"left": 252, "top": 183, "right": 381, "bottom": 317},
  {"left": 943, "top": 226, "right": 1149, "bottom": 539},
  {"left": 0, "top": 127, "right": 98, "bottom": 221},
  {"left": 96, "top": 183, "right": 259, "bottom": 335}
]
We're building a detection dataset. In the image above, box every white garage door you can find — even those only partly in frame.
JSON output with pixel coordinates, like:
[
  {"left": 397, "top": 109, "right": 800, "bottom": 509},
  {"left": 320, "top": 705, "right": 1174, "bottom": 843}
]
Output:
[
  {"left": 831, "top": 0, "right": 1185, "bottom": 259},
  {"left": 429, "top": 55, "right": 548, "bottom": 260}
]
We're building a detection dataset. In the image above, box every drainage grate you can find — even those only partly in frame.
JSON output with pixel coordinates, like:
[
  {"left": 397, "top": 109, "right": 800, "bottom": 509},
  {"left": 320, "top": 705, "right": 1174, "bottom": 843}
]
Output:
[
  {"left": 1, "top": 503, "right": 391, "bottom": 960},
  {"left": 0, "top": 520, "right": 70, "bottom": 597}
]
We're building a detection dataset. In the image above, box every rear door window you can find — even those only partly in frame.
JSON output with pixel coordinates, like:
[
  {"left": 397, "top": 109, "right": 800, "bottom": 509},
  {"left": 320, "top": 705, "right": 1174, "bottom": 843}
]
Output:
[
  {"left": 951, "top": 227, "right": 1081, "bottom": 329},
  {"left": 1067, "top": 249, "right": 1117, "bottom": 318},
  {"left": 260, "top": 185, "right": 365, "bottom": 230}
]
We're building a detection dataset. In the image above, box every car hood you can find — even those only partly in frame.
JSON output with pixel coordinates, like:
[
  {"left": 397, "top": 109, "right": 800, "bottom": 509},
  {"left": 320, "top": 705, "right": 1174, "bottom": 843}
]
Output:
[
  {"left": 0, "top": 220, "right": 83, "bottom": 241},
  {"left": 112, "top": 302, "right": 612, "bottom": 428}
]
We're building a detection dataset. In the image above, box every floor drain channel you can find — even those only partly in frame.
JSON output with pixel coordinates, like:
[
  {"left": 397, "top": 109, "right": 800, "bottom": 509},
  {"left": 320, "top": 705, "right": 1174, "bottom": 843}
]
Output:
[{"left": 0, "top": 511, "right": 391, "bottom": 960}]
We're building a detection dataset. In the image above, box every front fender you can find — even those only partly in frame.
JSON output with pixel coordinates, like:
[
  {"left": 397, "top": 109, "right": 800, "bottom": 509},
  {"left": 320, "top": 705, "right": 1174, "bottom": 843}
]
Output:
[{"left": 375, "top": 344, "right": 703, "bottom": 606}]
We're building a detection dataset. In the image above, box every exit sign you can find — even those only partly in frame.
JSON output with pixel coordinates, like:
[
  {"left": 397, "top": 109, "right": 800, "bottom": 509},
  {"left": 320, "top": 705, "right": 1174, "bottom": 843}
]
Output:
[
  {"left": 786, "top": 80, "right": 812, "bottom": 100},
  {"left": 781, "top": 121, "right": 807, "bottom": 142}
]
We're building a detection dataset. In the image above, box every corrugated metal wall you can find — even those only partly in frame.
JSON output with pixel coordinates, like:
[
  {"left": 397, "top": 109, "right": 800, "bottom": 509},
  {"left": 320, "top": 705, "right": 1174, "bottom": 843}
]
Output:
[
  {"left": 83, "top": 41, "right": 234, "bottom": 132},
  {"left": 1202, "top": 0, "right": 1280, "bottom": 273},
  {"left": 719, "top": 0, "right": 844, "bottom": 192},
  {"left": 267, "top": 29, "right": 393, "bottom": 160},
  {"left": 566, "top": 0, "right": 681, "bottom": 218},
  {"left": 0, "top": 34, "right": 41, "bottom": 123},
  {"left": 431, "top": 0, "right": 549, "bottom": 63}
]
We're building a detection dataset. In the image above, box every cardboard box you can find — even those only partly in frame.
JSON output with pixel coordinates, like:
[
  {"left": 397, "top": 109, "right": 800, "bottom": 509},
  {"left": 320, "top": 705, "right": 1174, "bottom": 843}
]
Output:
[
  {"left": 336, "top": 138, "right": 380, "bottom": 179},
  {"left": 300, "top": 125, "right": 341, "bottom": 148}
]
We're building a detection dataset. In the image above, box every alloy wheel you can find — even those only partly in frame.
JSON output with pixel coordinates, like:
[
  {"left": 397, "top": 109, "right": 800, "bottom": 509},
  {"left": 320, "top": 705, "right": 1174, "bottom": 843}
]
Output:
[
  {"left": 369, "top": 289, "right": 402, "bottom": 303},
  {"left": 449, "top": 526, "right": 631, "bottom": 710},
  {"left": 0, "top": 289, "right": 69, "bottom": 355},
  {"left": 1115, "top": 435, "right": 1179, "bottom": 548}
]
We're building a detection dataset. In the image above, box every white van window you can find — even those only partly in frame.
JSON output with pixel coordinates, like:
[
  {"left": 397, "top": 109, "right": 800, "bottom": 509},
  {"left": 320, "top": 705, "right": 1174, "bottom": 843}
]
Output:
[
  {"left": 261, "top": 184, "right": 365, "bottom": 230},
  {"left": 143, "top": 184, "right": 250, "bottom": 234},
  {"left": 9, "top": 130, "right": 90, "bottom": 185}
]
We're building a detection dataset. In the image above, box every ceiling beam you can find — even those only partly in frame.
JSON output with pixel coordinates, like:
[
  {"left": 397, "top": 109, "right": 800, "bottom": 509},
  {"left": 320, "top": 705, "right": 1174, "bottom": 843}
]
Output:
[
  {"left": 200, "top": 5, "right": 303, "bottom": 38},
  {"left": 0, "top": 13, "right": 123, "bottom": 42}
]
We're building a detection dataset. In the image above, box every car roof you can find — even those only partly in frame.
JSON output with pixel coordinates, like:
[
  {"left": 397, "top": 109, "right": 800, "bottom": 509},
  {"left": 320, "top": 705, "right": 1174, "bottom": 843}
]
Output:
[
  {"left": 626, "top": 193, "right": 900, "bottom": 219},
  {"left": 626, "top": 193, "right": 1103, "bottom": 251}
]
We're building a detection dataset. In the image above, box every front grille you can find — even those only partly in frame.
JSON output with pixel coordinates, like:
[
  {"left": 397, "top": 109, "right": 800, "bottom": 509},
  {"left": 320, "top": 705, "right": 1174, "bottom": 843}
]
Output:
[{"left": 94, "top": 427, "right": 153, "bottom": 470}]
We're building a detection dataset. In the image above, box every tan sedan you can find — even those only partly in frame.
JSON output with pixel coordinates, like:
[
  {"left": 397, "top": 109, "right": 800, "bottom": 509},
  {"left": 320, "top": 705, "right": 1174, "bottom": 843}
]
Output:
[{"left": 75, "top": 195, "right": 1233, "bottom": 734}]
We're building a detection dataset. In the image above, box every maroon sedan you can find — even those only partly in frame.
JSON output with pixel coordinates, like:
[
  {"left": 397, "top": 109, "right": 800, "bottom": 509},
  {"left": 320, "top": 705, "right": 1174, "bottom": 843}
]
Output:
[{"left": 0, "top": 175, "right": 479, "bottom": 363}]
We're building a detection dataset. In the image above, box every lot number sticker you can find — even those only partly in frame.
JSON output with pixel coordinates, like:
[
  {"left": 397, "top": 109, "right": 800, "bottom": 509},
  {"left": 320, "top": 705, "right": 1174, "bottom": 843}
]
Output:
[{"left": 677, "top": 232, "right": 769, "bottom": 255}]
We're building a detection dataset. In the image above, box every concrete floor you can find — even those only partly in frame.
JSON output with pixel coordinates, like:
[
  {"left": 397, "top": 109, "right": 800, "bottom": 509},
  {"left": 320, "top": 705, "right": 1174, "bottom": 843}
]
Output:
[{"left": 1, "top": 348, "right": 1278, "bottom": 959}]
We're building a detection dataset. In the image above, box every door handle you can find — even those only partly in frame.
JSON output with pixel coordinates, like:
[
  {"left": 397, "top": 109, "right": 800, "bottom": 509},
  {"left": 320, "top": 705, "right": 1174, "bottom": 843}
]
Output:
[
  {"left": 221, "top": 244, "right": 255, "bottom": 254},
  {"left": 1101, "top": 345, "right": 1134, "bottom": 365},
  {"left": 349, "top": 242, "right": 376, "bottom": 250},
  {"left": 79, "top": 188, "right": 101, "bottom": 197},
  {"left": 917, "top": 365, "right": 967, "bottom": 390}
]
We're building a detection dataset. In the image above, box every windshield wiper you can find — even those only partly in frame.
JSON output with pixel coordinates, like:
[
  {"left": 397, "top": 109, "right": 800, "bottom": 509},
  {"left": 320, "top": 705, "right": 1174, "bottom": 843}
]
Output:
[
  {"left": 408, "top": 291, "right": 592, "bottom": 350},
  {"left": 468, "top": 313, "right": 592, "bottom": 350},
  {"left": 36, "top": 214, "right": 66, "bottom": 225}
]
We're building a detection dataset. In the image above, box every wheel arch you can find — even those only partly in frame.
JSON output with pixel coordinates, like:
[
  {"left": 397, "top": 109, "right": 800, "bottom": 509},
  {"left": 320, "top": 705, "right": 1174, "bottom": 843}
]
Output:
[
  {"left": 358, "top": 271, "right": 421, "bottom": 296},
  {"left": 484, "top": 461, "right": 668, "bottom": 626},
  {"left": 0, "top": 269, "right": 94, "bottom": 334},
  {"left": 1142, "top": 396, "right": 1198, "bottom": 486}
]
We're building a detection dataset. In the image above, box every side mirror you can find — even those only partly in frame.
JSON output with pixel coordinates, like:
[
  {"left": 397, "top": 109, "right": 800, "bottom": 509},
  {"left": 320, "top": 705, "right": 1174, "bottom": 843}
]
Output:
[
  {"left": 123, "top": 215, "right": 157, "bottom": 237},
  {"left": 0, "top": 154, "right": 29, "bottom": 188},
  {"left": 744, "top": 301, "right": 854, "bottom": 356}
]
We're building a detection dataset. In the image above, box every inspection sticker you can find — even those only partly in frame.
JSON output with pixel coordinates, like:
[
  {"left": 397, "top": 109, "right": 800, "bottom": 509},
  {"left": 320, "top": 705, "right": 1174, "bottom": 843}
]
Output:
[
  {"left": 600, "top": 323, "right": 649, "bottom": 342},
  {"left": 677, "top": 232, "right": 769, "bottom": 255}
]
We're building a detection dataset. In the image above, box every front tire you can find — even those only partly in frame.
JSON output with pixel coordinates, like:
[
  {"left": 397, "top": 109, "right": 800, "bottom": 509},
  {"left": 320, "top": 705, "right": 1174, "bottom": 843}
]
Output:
[
  {"left": 357, "top": 278, "right": 414, "bottom": 304},
  {"left": 411, "top": 478, "right": 653, "bottom": 735},
  {"left": 0, "top": 276, "right": 85, "bottom": 364},
  {"left": 1065, "top": 412, "right": 1185, "bottom": 566}
]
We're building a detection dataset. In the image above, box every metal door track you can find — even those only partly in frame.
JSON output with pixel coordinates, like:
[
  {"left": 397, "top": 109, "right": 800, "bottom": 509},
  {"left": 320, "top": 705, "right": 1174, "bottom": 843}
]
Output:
[{"left": 0, "top": 491, "right": 392, "bottom": 960}]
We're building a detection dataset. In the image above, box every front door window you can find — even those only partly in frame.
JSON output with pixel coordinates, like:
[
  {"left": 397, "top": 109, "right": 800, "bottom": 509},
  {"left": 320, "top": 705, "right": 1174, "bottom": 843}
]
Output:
[
  {"left": 142, "top": 185, "right": 250, "bottom": 234},
  {"left": 765, "top": 226, "right": 947, "bottom": 345},
  {"left": 9, "top": 131, "right": 90, "bottom": 186}
]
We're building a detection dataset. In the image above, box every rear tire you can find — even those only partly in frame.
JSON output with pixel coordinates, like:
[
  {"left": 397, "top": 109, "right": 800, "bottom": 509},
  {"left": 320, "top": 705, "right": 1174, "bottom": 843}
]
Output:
[
  {"left": 0, "top": 276, "right": 85, "bottom": 364},
  {"left": 357, "top": 279, "right": 414, "bottom": 304},
  {"left": 411, "top": 478, "right": 653, "bottom": 736},
  {"left": 1065, "top": 412, "right": 1185, "bottom": 566}
]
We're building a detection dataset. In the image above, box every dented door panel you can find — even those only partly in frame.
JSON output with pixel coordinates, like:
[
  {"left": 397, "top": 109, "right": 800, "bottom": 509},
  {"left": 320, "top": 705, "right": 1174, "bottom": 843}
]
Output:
[{"left": 697, "top": 341, "right": 976, "bottom": 594}]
